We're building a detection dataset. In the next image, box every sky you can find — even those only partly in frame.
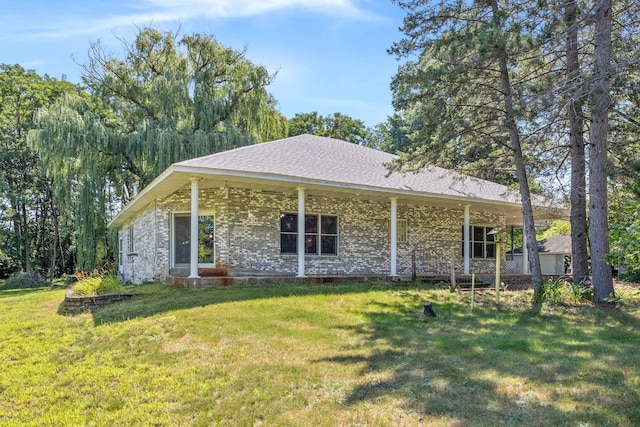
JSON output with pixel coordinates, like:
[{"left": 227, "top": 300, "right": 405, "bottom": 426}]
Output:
[{"left": 2, "top": 0, "right": 408, "bottom": 128}]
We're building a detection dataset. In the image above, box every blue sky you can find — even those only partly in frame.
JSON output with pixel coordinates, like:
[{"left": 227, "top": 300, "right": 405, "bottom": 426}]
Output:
[{"left": 2, "top": 0, "right": 407, "bottom": 127}]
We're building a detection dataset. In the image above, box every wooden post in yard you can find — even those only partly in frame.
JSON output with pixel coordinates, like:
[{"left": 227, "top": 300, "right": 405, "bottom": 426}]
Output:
[
  {"left": 450, "top": 247, "right": 456, "bottom": 289},
  {"left": 495, "top": 241, "right": 501, "bottom": 303},
  {"left": 471, "top": 273, "right": 475, "bottom": 311}
]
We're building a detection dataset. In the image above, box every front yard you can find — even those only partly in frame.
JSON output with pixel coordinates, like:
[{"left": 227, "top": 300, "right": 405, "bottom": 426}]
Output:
[{"left": 1, "top": 281, "right": 639, "bottom": 426}]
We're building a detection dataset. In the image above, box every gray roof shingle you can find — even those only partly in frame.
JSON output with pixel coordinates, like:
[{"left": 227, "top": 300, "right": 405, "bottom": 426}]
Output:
[{"left": 177, "top": 134, "right": 520, "bottom": 203}]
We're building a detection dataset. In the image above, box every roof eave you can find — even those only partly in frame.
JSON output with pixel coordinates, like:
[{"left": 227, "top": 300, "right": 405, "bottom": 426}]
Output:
[{"left": 108, "top": 164, "right": 559, "bottom": 229}]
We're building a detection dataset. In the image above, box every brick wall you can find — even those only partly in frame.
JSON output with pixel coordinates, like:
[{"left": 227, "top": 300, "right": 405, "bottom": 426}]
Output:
[{"left": 117, "top": 187, "right": 505, "bottom": 282}]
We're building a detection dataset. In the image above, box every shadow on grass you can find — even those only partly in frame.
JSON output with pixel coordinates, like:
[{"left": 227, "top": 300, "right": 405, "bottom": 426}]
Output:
[
  {"left": 0, "top": 286, "right": 50, "bottom": 298},
  {"left": 90, "top": 281, "right": 410, "bottom": 326},
  {"left": 317, "top": 293, "right": 640, "bottom": 426}
]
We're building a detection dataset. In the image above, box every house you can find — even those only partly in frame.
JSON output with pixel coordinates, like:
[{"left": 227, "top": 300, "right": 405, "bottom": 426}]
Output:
[
  {"left": 510, "top": 235, "right": 572, "bottom": 275},
  {"left": 108, "top": 134, "right": 563, "bottom": 284}
]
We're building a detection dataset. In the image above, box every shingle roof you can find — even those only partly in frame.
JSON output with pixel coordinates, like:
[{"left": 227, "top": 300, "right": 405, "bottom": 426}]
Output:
[
  {"left": 177, "top": 134, "right": 519, "bottom": 203},
  {"left": 511, "top": 235, "right": 572, "bottom": 254}
]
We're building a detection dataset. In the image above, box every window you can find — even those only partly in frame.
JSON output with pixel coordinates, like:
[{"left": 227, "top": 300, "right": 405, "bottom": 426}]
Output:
[
  {"left": 173, "top": 214, "right": 215, "bottom": 265},
  {"left": 280, "top": 213, "right": 338, "bottom": 255},
  {"left": 462, "top": 226, "right": 496, "bottom": 259},
  {"left": 390, "top": 219, "right": 408, "bottom": 242},
  {"left": 118, "top": 238, "right": 123, "bottom": 266},
  {"left": 128, "top": 225, "right": 134, "bottom": 253}
]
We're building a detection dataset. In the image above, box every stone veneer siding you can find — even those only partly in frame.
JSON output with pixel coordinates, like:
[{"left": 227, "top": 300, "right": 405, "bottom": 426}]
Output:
[{"left": 118, "top": 187, "right": 506, "bottom": 283}]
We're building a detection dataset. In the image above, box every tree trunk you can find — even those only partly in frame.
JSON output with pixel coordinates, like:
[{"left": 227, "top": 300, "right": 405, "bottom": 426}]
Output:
[
  {"left": 49, "top": 191, "right": 59, "bottom": 281},
  {"left": 21, "top": 202, "right": 31, "bottom": 272},
  {"left": 565, "top": 0, "right": 590, "bottom": 284},
  {"left": 491, "top": 0, "right": 543, "bottom": 293},
  {"left": 589, "top": 0, "right": 614, "bottom": 302}
]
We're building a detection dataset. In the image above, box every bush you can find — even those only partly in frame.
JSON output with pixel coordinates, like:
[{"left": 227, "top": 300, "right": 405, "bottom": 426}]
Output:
[
  {"left": 73, "top": 276, "right": 123, "bottom": 296},
  {"left": 1, "top": 270, "right": 48, "bottom": 290},
  {"left": 539, "top": 278, "right": 594, "bottom": 305}
]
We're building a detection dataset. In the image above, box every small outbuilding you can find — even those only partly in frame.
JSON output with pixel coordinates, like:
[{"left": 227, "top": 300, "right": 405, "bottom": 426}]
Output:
[{"left": 510, "top": 235, "right": 572, "bottom": 275}]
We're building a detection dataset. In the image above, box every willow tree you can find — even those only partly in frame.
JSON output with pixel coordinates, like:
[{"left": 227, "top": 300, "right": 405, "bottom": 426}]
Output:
[
  {"left": 390, "top": 0, "right": 548, "bottom": 291},
  {"left": 30, "top": 27, "right": 288, "bottom": 270}
]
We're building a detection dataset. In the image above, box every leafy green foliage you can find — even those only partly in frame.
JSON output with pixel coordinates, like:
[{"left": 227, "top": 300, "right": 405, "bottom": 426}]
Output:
[
  {"left": 537, "top": 220, "right": 571, "bottom": 240},
  {"left": 73, "top": 276, "right": 123, "bottom": 296},
  {"left": 288, "top": 111, "right": 367, "bottom": 145},
  {"left": 538, "top": 278, "right": 594, "bottom": 305},
  {"left": 0, "top": 65, "right": 77, "bottom": 276},
  {"left": 30, "top": 27, "right": 287, "bottom": 270},
  {"left": 608, "top": 198, "right": 640, "bottom": 280}
]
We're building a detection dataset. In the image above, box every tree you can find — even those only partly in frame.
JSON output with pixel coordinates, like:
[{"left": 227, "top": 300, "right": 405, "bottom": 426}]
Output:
[
  {"left": 288, "top": 112, "right": 367, "bottom": 145},
  {"left": 608, "top": 194, "right": 640, "bottom": 280},
  {"left": 390, "top": 0, "right": 545, "bottom": 292},
  {"left": 30, "top": 27, "right": 287, "bottom": 270},
  {"left": 588, "top": 0, "right": 614, "bottom": 301},
  {"left": 563, "top": 0, "right": 590, "bottom": 284},
  {"left": 0, "top": 64, "right": 76, "bottom": 276},
  {"left": 364, "top": 113, "right": 412, "bottom": 153}
]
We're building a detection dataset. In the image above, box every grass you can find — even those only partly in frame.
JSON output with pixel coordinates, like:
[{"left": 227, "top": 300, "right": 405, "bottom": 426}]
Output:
[{"left": 1, "top": 281, "right": 639, "bottom": 426}]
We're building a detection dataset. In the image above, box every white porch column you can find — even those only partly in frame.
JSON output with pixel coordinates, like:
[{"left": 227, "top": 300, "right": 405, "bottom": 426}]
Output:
[
  {"left": 296, "top": 188, "right": 306, "bottom": 278},
  {"left": 390, "top": 197, "right": 398, "bottom": 277},
  {"left": 188, "top": 178, "right": 200, "bottom": 279},
  {"left": 522, "top": 228, "right": 529, "bottom": 274},
  {"left": 463, "top": 205, "right": 470, "bottom": 275}
]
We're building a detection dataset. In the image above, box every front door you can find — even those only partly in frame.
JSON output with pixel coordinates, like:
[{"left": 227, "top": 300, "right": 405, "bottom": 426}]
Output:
[{"left": 172, "top": 214, "right": 215, "bottom": 268}]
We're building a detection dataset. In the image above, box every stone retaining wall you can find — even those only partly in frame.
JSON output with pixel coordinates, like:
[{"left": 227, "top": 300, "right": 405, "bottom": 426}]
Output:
[{"left": 63, "top": 289, "right": 136, "bottom": 314}]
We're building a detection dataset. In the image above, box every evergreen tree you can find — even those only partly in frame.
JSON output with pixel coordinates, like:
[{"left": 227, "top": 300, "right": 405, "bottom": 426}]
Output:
[
  {"left": 390, "top": 0, "right": 546, "bottom": 291},
  {"left": 588, "top": 0, "right": 614, "bottom": 301}
]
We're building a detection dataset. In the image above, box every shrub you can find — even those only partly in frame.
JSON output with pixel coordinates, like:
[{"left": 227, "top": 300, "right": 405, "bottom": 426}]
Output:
[
  {"left": 540, "top": 278, "right": 594, "bottom": 305},
  {"left": 1, "top": 270, "right": 48, "bottom": 290},
  {"left": 73, "top": 276, "right": 123, "bottom": 296}
]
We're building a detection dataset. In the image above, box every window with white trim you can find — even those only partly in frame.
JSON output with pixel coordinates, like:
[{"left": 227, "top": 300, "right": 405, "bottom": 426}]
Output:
[
  {"left": 280, "top": 213, "right": 338, "bottom": 255},
  {"left": 462, "top": 225, "right": 496, "bottom": 259}
]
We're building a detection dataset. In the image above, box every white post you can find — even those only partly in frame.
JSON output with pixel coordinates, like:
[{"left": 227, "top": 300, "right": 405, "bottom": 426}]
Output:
[
  {"left": 463, "top": 205, "right": 470, "bottom": 275},
  {"left": 296, "top": 188, "right": 306, "bottom": 278},
  {"left": 390, "top": 197, "right": 398, "bottom": 277},
  {"left": 522, "top": 228, "right": 529, "bottom": 274},
  {"left": 188, "top": 178, "right": 200, "bottom": 279}
]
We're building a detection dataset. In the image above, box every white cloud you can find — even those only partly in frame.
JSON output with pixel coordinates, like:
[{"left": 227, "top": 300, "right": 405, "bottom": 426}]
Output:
[
  {"left": 140, "top": 0, "right": 368, "bottom": 18},
  {"left": 4, "top": 0, "right": 377, "bottom": 41}
]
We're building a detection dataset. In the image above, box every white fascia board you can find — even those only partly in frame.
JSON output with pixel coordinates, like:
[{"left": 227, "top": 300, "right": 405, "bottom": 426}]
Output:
[
  {"left": 171, "top": 165, "right": 523, "bottom": 208},
  {"left": 107, "top": 166, "right": 179, "bottom": 229}
]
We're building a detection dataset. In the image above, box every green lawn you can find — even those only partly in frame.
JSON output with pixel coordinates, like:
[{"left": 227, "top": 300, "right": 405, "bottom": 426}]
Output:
[{"left": 1, "top": 281, "right": 639, "bottom": 426}]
